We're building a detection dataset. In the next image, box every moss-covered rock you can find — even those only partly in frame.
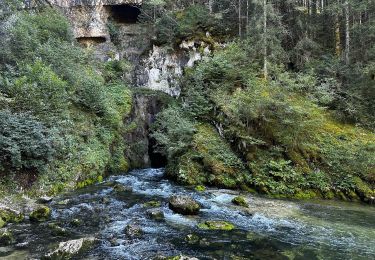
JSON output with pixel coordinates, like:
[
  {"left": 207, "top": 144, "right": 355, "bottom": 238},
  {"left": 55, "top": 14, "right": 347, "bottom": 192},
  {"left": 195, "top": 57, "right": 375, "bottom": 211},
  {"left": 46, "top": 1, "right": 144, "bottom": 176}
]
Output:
[
  {"left": 232, "top": 196, "right": 249, "bottom": 207},
  {"left": 48, "top": 223, "right": 69, "bottom": 236},
  {"left": 124, "top": 224, "right": 143, "bottom": 238},
  {"left": 195, "top": 185, "right": 206, "bottom": 192},
  {"left": 198, "top": 220, "right": 235, "bottom": 231},
  {"left": 185, "top": 234, "right": 200, "bottom": 244},
  {"left": 0, "top": 229, "right": 15, "bottom": 246},
  {"left": 169, "top": 196, "right": 200, "bottom": 215},
  {"left": 112, "top": 183, "right": 132, "bottom": 193},
  {"left": 30, "top": 206, "right": 51, "bottom": 222},
  {"left": 146, "top": 209, "right": 165, "bottom": 221},
  {"left": 0, "top": 207, "right": 24, "bottom": 225},
  {"left": 143, "top": 200, "right": 162, "bottom": 208}
]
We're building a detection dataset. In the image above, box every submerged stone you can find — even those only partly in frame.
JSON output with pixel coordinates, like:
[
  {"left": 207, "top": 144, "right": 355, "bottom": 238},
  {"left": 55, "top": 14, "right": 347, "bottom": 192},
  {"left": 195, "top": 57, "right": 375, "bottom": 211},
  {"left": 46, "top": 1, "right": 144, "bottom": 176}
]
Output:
[
  {"left": 30, "top": 206, "right": 51, "bottom": 222},
  {"left": 198, "top": 220, "right": 235, "bottom": 231},
  {"left": 42, "top": 237, "right": 97, "bottom": 259},
  {"left": 169, "top": 196, "right": 200, "bottom": 215},
  {"left": 232, "top": 196, "right": 249, "bottom": 207}
]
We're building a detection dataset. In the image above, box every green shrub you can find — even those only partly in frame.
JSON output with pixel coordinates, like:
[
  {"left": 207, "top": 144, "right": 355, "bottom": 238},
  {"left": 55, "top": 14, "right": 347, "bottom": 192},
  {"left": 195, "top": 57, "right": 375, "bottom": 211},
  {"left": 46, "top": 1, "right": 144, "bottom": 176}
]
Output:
[{"left": 0, "top": 110, "right": 54, "bottom": 173}]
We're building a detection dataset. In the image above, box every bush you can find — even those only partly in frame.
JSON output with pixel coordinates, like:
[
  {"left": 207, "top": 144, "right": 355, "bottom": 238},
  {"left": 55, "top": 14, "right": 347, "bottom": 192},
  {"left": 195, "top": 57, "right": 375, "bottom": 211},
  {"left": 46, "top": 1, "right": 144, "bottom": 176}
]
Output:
[{"left": 0, "top": 110, "right": 54, "bottom": 173}]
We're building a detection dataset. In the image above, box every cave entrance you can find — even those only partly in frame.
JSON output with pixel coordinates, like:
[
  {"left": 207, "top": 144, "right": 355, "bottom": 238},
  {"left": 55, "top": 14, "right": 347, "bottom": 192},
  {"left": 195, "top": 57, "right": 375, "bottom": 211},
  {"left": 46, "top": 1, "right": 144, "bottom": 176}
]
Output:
[
  {"left": 77, "top": 37, "right": 106, "bottom": 47},
  {"left": 106, "top": 4, "right": 141, "bottom": 24},
  {"left": 148, "top": 136, "right": 167, "bottom": 168}
]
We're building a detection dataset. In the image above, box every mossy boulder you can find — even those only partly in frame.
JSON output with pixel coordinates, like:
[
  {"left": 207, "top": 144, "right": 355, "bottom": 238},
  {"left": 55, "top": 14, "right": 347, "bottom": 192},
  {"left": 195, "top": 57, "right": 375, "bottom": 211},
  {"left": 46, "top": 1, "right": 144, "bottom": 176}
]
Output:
[
  {"left": 124, "top": 224, "right": 143, "bottom": 238},
  {"left": 195, "top": 185, "right": 206, "bottom": 192},
  {"left": 112, "top": 183, "right": 132, "bottom": 193},
  {"left": 143, "top": 200, "right": 161, "bottom": 208},
  {"left": 42, "top": 237, "right": 97, "bottom": 260},
  {"left": 0, "top": 207, "right": 24, "bottom": 226},
  {"left": 169, "top": 196, "right": 200, "bottom": 215},
  {"left": 0, "top": 229, "right": 15, "bottom": 246},
  {"left": 232, "top": 196, "right": 249, "bottom": 207},
  {"left": 185, "top": 234, "right": 200, "bottom": 244},
  {"left": 198, "top": 220, "right": 235, "bottom": 231},
  {"left": 48, "top": 223, "right": 69, "bottom": 236},
  {"left": 146, "top": 209, "right": 165, "bottom": 221},
  {"left": 30, "top": 206, "right": 51, "bottom": 222}
]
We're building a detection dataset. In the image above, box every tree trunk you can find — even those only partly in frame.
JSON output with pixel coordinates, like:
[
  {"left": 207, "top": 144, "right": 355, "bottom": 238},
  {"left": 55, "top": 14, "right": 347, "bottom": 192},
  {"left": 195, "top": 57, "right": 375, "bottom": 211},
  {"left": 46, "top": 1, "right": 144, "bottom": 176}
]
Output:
[
  {"left": 344, "top": 0, "right": 350, "bottom": 64},
  {"left": 263, "top": 0, "right": 268, "bottom": 80},
  {"left": 239, "top": 0, "right": 242, "bottom": 37}
]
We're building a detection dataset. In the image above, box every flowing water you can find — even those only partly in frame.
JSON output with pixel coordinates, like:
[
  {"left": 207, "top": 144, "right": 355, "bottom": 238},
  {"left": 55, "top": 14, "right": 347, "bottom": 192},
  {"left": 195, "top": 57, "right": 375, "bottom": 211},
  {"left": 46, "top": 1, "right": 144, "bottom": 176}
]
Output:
[{"left": 1, "top": 168, "right": 374, "bottom": 259}]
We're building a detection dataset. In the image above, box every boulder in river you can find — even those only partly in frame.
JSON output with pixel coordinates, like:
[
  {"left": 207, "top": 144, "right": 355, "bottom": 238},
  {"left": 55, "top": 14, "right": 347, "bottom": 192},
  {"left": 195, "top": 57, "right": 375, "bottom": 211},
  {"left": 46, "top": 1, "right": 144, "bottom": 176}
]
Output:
[
  {"left": 124, "top": 224, "right": 143, "bottom": 238},
  {"left": 169, "top": 196, "right": 200, "bottom": 215},
  {"left": 146, "top": 209, "right": 164, "bottom": 221},
  {"left": 198, "top": 220, "right": 235, "bottom": 231},
  {"left": 0, "top": 207, "right": 24, "bottom": 226},
  {"left": 231, "top": 196, "right": 249, "bottom": 207},
  {"left": 112, "top": 183, "right": 132, "bottom": 193},
  {"left": 0, "top": 229, "right": 15, "bottom": 246},
  {"left": 42, "top": 237, "right": 97, "bottom": 259},
  {"left": 29, "top": 206, "right": 51, "bottom": 222}
]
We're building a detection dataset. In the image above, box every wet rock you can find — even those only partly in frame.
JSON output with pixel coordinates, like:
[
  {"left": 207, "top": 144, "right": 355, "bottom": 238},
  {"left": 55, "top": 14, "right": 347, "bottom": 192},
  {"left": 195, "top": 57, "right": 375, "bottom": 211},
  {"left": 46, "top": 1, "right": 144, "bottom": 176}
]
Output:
[
  {"left": 113, "top": 183, "right": 132, "bottom": 193},
  {"left": 42, "top": 237, "right": 97, "bottom": 260},
  {"left": 57, "top": 199, "right": 70, "bottom": 206},
  {"left": 232, "top": 196, "right": 249, "bottom": 208},
  {"left": 168, "top": 196, "right": 200, "bottom": 215},
  {"left": 48, "top": 223, "right": 69, "bottom": 236},
  {"left": 0, "top": 207, "right": 25, "bottom": 226},
  {"left": 198, "top": 220, "right": 235, "bottom": 231},
  {"left": 101, "top": 197, "right": 110, "bottom": 204},
  {"left": 38, "top": 196, "right": 53, "bottom": 204},
  {"left": 143, "top": 200, "right": 161, "bottom": 208},
  {"left": 185, "top": 234, "right": 199, "bottom": 244},
  {"left": 29, "top": 206, "right": 51, "bottom": 222},
  {"left": 124, "top": 224, "right": 143, "bottom": 238},
  {"left": 154, "top": 255, "right": 199, "bottom": 260},
  {"left": 70, "top": 218, "right": 82, "bottom": 227},
  {"left": 0, "top": 229, "right": 15, "bottom": 246},
  {"left": 146, "top": 209, "right": 164, "bottom": 221},
  {"left": 109, "top": 237, "right": 120, "bottom": 247},
  {"left": 195, "top": 185, "right": 206, "bottom": 192}
]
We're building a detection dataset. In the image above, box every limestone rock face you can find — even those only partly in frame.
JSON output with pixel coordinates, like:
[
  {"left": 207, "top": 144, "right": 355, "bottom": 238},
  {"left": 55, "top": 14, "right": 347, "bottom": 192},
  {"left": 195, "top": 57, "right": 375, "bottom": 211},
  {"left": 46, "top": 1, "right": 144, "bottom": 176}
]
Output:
[{"left": 136, "top": 40, "right": 212, "bottom": 96}]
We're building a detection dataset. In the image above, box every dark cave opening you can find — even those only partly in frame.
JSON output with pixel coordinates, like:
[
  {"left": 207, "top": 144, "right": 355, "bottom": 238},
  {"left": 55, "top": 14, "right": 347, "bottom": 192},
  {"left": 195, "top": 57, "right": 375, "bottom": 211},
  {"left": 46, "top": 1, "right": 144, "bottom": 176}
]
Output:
[
  {"left": 106, "top": 4, "right": 141, "bottom": 24},
  {"left": 148, "top": 136, "right": 167, "bottom": 169}
]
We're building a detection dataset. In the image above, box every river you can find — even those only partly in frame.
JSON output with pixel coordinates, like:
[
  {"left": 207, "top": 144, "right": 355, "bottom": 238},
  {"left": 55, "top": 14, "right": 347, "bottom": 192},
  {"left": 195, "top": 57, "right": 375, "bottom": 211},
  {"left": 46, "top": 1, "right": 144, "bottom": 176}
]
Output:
[{"left": 2, "top": 168, "right": 375, "bottom": 259}]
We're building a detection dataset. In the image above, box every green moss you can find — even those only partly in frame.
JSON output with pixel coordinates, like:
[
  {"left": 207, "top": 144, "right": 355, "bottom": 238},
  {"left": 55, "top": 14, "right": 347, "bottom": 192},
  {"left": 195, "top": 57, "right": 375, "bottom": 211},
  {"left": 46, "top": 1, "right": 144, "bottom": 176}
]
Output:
[
  {"left": 195, "top": 185, "right": 206, "bottom": 192},
  {"left": 232, "top": 196, "right": 249, "bottom": 207},
  {"left": 143, "top": 201, "right": 161, "bottom": 208},
  {"left": 29, "top": 206, "right": 51, "bottom": 222},
  {"left": 198, "top": 220, "right": 235, "bottom": 231},
  {"left": 293, "top": 190, "right": 320, "bottom": 200}
]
